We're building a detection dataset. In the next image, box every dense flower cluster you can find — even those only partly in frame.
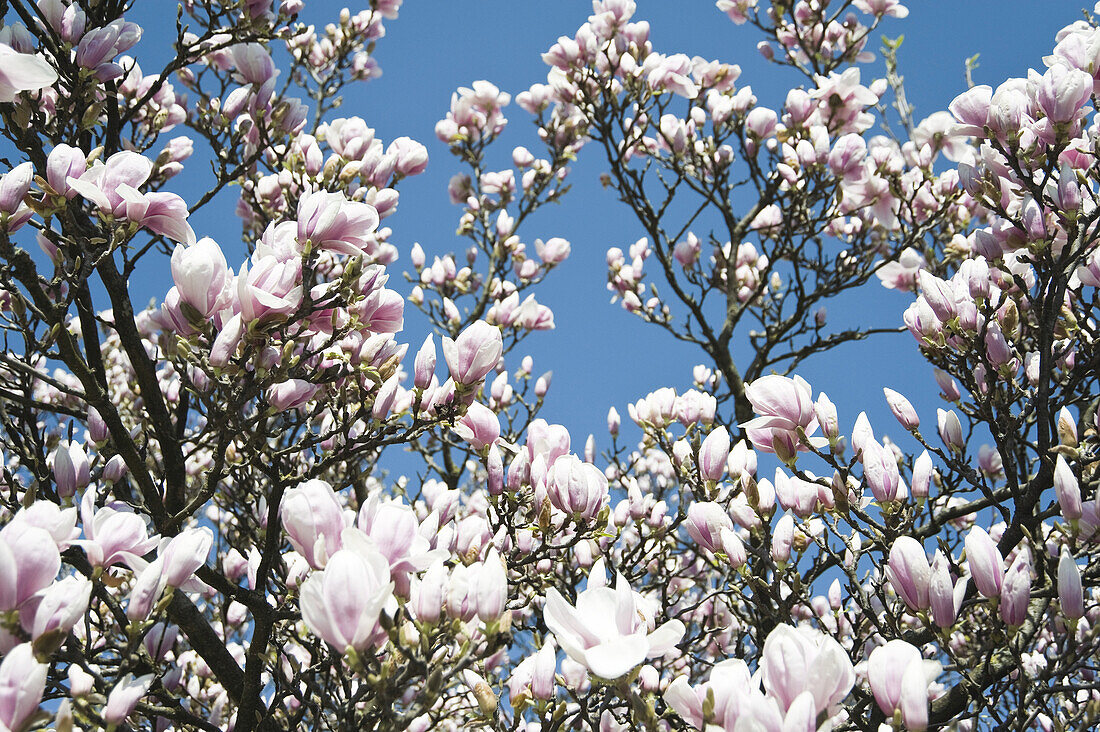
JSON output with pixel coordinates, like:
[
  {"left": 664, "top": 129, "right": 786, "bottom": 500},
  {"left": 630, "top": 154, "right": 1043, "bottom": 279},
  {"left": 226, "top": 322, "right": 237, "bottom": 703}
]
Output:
[{"left": 0, "top": 0, "right": 1096, "bottom": 730}]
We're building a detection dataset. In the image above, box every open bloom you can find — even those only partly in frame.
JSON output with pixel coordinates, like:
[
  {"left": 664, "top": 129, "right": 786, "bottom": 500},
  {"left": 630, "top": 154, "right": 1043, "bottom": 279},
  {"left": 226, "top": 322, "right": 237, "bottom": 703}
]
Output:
[
  {"left": 760, "top": 624, "right": 855, "bottom": 715},
  {"left": 741, "top": 375, "right": 817, "bottom": 456},
  {"left": 126, "top": 528, "right": 213, "bottom": 620},
  {"left": 0, "top": 523, "right": 60, "bottom": 613},
  {"left": 300, "top": 529, "right": 394, "bottom": 653},
  {"left": 297, "top": 190, "right": 379, "bottom": 256},
  {"left": 67, "top": 151, "right": 194, "bottom": 243},
  {"left": 442, "top": 320, "right": 502, "bottom": 385},
  {"left": 0, "top": 43, "right": 57, "bottom": 102},
  {"left": 543, "top": 571, "right": 684, "bottom": 681}
]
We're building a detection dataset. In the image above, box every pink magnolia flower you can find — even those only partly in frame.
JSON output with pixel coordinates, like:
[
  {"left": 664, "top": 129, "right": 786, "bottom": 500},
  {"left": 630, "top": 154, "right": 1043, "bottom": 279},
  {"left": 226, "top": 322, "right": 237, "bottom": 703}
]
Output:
[
  {"left": 387, "top": 136, "right": 429, "bottom": 178},
  {"left": 862, "top": 439, "right": 905, "bottom": 503},
  {"left": 883, "top": 387, "right": 920, "bottom": 430},
  {"left": 936, "top": 408, "right": 965, "bottom": 452},
  {"left": 453, "top": 402, "right": 501, "bottom": 451},
  {"left": 665, "top": 658, "right": 754, "bottom": 729},
  {"left": 472, "top": 547, "right": 508, "bottom": 623},
  {"left": 231, "top": 42, "right": 277, "bottom": 85},
  {"left": 697, "top": 426, "right": 730, "bottom": 482},
  {"left": 76, "top": 489, "right": 158, "bottom": 569},
  {"left": 1054, "top": 455, "right": 1083, "bottom": 521},
  {"left": 0, "top": 162, "right": 34, "bottom": 231},
  {"left": 684, "top": 502, "right": 733, "bottom": 554},
  {"left": 1036, "top": 62, "right": 1093, "bottom": 125},
  {"left": 0, "top": 643, "right": 47, "bottom": 732},
  {"left": 535, "top": 236, "right": 571, "bottom": 265},
  {"left": 411, "top": 559, "right": 447, "bottom": 624},
  {"left": 741, "top": 375, "right": 817, "bottom": 456},
  {"left": 546, "top": 454, "right": 608, "bottom": 520},
  {"left": 357, "top": 497, "right": 446, "bottom": 596},
  {"left": 266, "top": 379, "right": 319, "bottom": 411},
  {"left": 999, "top": 551, "right": 1031, "bottom": 627},
  {"left": 25, "top": 574, "right": 92, "bottom": 644},
  {"left": 104, "top": 673, "right": 155, "bottom": 726},
  {"left": 300, "top": 529, "right": 393, "bottom": 653},
  {"left": 886, "top": 537, "right": 931, "bottom": 611},
  {"left": 1058, "top": 546, "right": 1084, "bottom": 620},
  {"left": 0, "top": 43, "right": 57, "bottom": 102},
  {"left": 910, "top": 449, "right": 937, "bottom": 499},
  {"left": 867, "top": 640, "right": 940, "bottom": 732},
  {"left": 10, "top": 502, "right": 78, "bottom": 550},
  {"left": 171, "top": 238, "right": 231, "bottom": 320},
  {"left": 236, "top": 253, "right": 303, "bottom": 324},
  {"left": 68, "top": 151, "right": 195, "bottom": 243},
  {"left": 297, "top": 190, "right": 379, "bottom": 256},
  {"left": 929, "top": 550, "right": 963, "bottom": 628},
  {"left": 51, "top": 439, "right": 90, "bottom": 500},
  {"left": 964, "top": 525, "right": 1004, "bottom": 599},
  {"left": 442, "top": 320, "right": 503, "bottom": 386},
  {"left": 543, "top": 572, "right": 684, "bottom": 681},
  {"left": 126, "top": 528, "right": 214, "bottom": 620},
  {"left": 0, "top": 523, "right": 60, "bottom": 613},
  {"left": 280, "top": 479, "right": 347, "bottom": 569},
  {"left": 760, "top": 624, "right": 855, "bottom": 715},
  {"left": 413, "top": 335, "right": 436, "bottom": 389}
]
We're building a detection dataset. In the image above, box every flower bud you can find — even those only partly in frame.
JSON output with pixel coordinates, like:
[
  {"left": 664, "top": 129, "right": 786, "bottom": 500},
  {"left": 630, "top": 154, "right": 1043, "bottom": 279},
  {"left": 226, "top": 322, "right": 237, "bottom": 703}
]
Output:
[
  {"left": 1054, "top": 455, "right": 1082, "bottom": 521},
  {"left": 697, "top": 426, "right": 730, "bottom": 482},
  {"left": 1058, "top": 546, "right": 1084, "bottom": 620}
]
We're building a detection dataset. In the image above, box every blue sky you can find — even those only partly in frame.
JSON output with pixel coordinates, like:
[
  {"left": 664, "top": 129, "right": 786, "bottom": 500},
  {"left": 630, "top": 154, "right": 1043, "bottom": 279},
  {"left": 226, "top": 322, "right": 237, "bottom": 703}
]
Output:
[{"left": 126, "top": 0, "right": 1088, "bottom": 463}]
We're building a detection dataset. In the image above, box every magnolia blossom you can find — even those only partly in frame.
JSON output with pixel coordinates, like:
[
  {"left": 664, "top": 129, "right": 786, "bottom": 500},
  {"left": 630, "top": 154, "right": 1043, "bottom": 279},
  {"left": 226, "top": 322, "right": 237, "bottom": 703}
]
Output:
[
  {"left": 127, "top": 528, "right": 214, "bottom": 620},
  {"left": 171, "top": 238, "right": 231, "bottom": 320},
  {"left": 664, "top": 624, "right": 855, "bottom": 730},
  {"left": 741, "top": 375, "right": 818, "bottom": 458},
  {"left": 280, "top": 479, "right": 347, "bottom": 569},
  {"left": 0, "top": 523, "right": 60, "bottom": 613},
  {"left": 0, "top": 643, "right": 47, "bottom": 732},
  {"left": 0, "top": 43, "right": 57, "bottom": 102},
  {"left": 67, "top": 151, "right": 195, "bottom": 243},
  {"left": 543, "top": 571, "right": 684, "bottom": 681},
  {"left": 297, "top": 190, "right": 380, "bottom": 256},
  {"left": 867, "top": 640, "right": 941, "bottom": 731},
  {"left": 300, "top": 529, "right": 394, "bottom": 653},
  {"left": 442, "top": 320, "right": 503, "bottom": 385}
]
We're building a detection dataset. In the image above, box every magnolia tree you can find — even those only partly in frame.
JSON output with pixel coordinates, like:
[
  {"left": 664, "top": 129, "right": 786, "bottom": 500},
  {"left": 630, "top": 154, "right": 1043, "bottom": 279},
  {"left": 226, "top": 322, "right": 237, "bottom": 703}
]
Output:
[{"left": 0, "top": 0, "right": 1097, "bottom": 730}]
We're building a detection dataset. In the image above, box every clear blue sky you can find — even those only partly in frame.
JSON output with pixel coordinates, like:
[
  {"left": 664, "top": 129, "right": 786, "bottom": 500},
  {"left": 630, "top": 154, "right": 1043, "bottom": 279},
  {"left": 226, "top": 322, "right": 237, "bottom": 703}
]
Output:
[{"left": 127, "top": 1, "right": 1086, "bottom": 462}]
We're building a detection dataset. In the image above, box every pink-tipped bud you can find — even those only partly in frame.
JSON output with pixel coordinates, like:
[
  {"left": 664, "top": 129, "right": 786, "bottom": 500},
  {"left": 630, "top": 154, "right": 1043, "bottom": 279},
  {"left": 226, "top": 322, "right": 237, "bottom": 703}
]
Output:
[
  {"left": 964, "top": 526, "right": 1004, "bottom": 599},
  {"left": 698, "top": 426, "right": 730, "bottom": 482},
  {"left": 883, "top": 388, "right": 919, "bottom": 430},
  {"left": 936, "top": 408, "right": 965, "bottom": 453},
  {"left": 607, "top": 407, "right": 621, "bottom": 436},
  {"left": 86, "top": 406, "right": 109, "bottom": 445},
  {"left": 51, "top": 439, "right": 90, "bottom": 500},
  {"left": 929, "top": 551, "right": 958, "bottom": 628},
  {"left": 999, "top": 551, "right": 1031, "bottom": 627},
  {"left": 1058, "top": 546, "right": 1084, "bottom": 620},
  {"left": 887, "top": 537, "right": 931, "bottom": 611},
  {"left": 487, "top": 444, "right": 504, "bottom": 496},
  {"left": 414, "top": 334, "right": 436, "bottom": 390},
  {"left": 684, "top": 502, "right": 733, "bottom": 554},
  {"left": 910, "top": 450, "right": 933, "bottom": 499},
  {"left": 1054, "top": 455, "right": 1083, "bottom": 521}
]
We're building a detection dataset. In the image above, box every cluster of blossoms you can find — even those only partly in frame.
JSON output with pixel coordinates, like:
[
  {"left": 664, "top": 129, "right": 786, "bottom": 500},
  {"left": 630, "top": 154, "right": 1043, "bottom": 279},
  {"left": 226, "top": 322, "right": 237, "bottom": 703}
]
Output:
[{"left": 0, "top": 0, "right": 1099, "bottom": 730}]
